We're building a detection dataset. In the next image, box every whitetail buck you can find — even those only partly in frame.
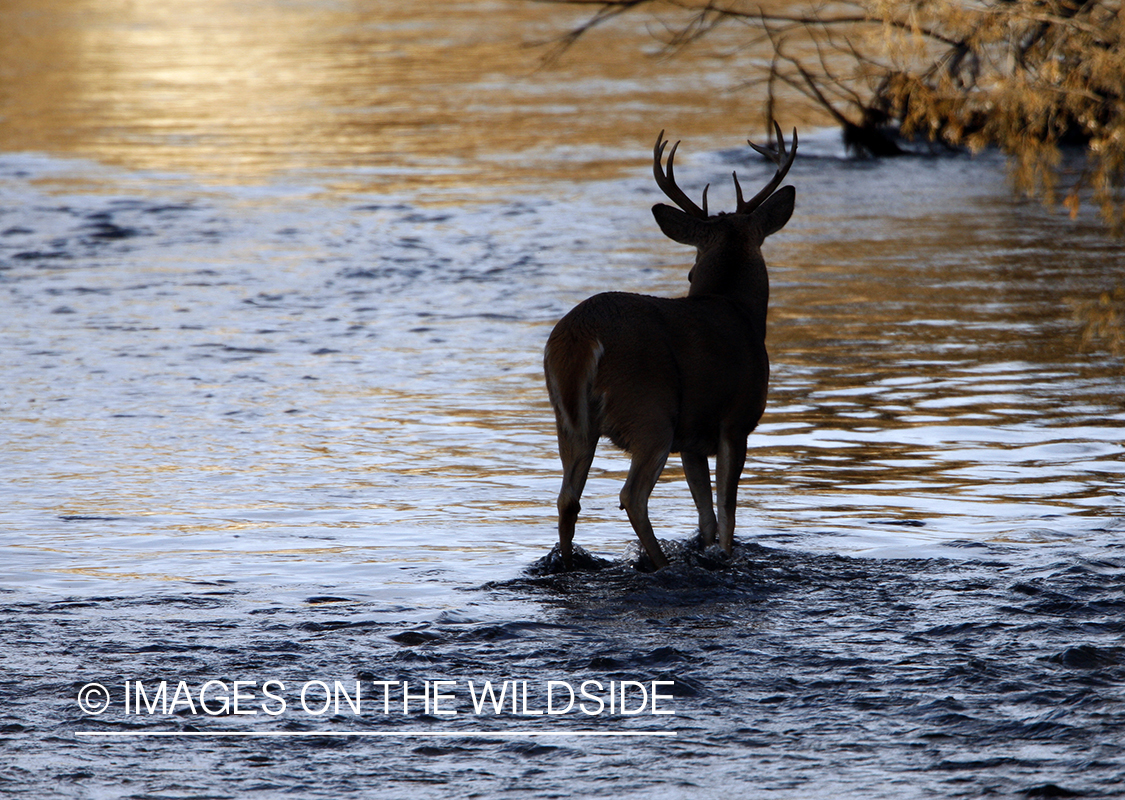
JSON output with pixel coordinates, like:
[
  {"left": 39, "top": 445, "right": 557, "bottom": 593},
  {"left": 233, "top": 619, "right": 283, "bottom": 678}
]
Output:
[{"left": 544, "top": 124, "right": 797, "bottom": 570}]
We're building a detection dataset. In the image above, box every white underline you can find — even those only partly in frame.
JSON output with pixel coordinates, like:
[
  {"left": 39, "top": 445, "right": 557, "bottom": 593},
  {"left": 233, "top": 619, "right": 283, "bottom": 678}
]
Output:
[{"left": 75, "top": 730, "right": 675, "bottom": 738}]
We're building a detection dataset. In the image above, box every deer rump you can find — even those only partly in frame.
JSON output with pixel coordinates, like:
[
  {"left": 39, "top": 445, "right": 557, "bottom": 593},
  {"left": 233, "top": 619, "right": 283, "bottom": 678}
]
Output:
[{"left": 544, "top": 290, "right": 768, "bottom": 458}]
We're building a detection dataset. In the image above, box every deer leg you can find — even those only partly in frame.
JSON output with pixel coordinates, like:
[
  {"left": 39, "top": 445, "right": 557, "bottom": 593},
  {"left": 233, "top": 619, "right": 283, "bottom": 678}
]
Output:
[
  {"left": 555, "top": 424, "right": 598, "bottom": 570},
  {"left": 681, "top": 452, "right": 717, "bottom": 547},
  {"left": 715, "top": 434, "right": 747, "bottom": 554},
  {"left": 620, "top": 441, "right": 672, "bottom": 570}
]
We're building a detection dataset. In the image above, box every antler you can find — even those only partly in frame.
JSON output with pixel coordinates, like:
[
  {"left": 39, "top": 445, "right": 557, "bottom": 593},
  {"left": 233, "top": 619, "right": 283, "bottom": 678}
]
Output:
[
  {"left": 734, "top": 121, "right": 798, "bottom": 215},
  {"left": 654, "top": 130, "right": 710, "bottom": 219}
]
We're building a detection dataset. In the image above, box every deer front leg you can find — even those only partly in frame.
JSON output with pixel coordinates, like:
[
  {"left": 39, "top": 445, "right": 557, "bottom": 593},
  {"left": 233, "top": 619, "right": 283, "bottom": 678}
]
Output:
[
  {"left": 620, "top": 442, "right": 672, "bottom": 570},
  {"left": 715, "top": 434, "right": 748, "bottom": 554},
  {"left": 681, "top": 451, "right": 717, "bottom": 547}
]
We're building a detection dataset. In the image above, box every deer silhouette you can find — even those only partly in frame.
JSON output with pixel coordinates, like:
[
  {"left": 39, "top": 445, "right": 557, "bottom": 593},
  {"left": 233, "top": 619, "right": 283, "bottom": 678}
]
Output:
[{"left": 544, "top": 124, "right": 797, "bottom": 570}]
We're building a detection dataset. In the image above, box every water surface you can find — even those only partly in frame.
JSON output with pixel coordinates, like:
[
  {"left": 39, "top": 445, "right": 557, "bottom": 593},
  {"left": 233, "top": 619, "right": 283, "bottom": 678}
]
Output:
[{"left": 1, "top": 1, "right": 1123, "bottom": 798}]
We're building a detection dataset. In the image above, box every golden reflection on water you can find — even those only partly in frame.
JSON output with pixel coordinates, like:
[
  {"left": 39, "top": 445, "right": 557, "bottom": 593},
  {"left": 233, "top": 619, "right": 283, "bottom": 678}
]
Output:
[
  {"left": 0, "top": 0, "right": 826, "bottom": 194},
  {"left": 3, "top": 3, "right": 1121, "bottom": 589}
]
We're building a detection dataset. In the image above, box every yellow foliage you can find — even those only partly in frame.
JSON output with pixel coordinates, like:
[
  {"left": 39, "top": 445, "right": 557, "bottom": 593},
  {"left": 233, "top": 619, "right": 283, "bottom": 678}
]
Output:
[
  {"left": 1069, "top": 286, "right": 1125, "bottom": 355},
  {"left": 539, "top": 0, "right": 1125, "bottom": 231},
  {"left": 867, "top": 0, "right": 1124, "bottom": 228}
]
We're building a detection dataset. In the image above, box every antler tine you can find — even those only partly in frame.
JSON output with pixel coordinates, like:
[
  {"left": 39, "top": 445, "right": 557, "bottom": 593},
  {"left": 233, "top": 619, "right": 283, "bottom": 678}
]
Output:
[
  {"left": 653, "top": 130, "right": 709, "bottom": 219},
  {"left": 748, "top": 121, "right": 785, "bottom": 162},
  {"left": 736, "top": 122, "right": 798, "bottom": 215}
]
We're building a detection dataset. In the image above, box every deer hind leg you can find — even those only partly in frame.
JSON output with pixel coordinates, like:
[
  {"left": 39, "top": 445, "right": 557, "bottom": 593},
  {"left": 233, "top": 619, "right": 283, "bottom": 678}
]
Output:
[
  {"left": 555, "top": 423, "right": 599, "bottom": 570},
  {"left": 715, "top": 433, "right": 748, "bottom": 554},
  {"left": 681, "top": 452, "right": 718, "bottom": 547},
  {"left": 619, "top": 437, "right": 673, "bottom": 570}
]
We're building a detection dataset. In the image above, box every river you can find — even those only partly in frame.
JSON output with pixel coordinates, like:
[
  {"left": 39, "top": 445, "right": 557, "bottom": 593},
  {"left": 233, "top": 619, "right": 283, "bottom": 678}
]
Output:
[{"left": 1, "top": 2, "right": 1123, "bottom": 798}]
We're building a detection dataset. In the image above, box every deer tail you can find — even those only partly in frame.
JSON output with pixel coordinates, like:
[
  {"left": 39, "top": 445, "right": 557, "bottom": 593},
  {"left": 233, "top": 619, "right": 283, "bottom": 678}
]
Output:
[{"left": 544, "top": 332, "right": 604, "bottom": 437}]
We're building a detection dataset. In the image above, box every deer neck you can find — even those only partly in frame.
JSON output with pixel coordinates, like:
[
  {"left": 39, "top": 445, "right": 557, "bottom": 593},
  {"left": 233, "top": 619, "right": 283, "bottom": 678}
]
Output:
[{"left": 687, "top": 244, "right": 770, "bottom": 331}]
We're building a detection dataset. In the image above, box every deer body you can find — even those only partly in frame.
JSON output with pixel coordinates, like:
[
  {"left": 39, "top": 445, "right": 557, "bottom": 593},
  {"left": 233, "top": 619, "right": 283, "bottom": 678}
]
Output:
[
  {"left": 546, "top": 292, "right": 767, "bottom": 457},
  {"left": 545, "top": 127, "right": 797, "bottom": 570}
]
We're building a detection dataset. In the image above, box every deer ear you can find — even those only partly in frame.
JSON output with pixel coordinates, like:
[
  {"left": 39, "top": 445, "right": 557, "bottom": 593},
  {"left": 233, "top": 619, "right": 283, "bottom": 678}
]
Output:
[
  {"left": 652, "top": 204, "right": 706, "bottom": 245},
  {"left": 752, "top": 186, "right": 795, "bottom": 238}
]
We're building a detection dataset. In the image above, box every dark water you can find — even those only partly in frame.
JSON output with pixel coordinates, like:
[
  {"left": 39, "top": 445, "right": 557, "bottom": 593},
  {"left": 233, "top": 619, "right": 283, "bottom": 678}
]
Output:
[
  {"left": 5, "top": 539, "right": 1125, "bottom": 798},
  {"left": 2, "top": 1, "right": 1125, "bottom": 797}
]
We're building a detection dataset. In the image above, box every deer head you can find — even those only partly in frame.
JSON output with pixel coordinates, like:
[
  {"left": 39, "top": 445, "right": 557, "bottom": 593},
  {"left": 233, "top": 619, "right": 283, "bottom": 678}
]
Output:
[{"left": 651, "top": 123, "right": 797, "bottom": 304}]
